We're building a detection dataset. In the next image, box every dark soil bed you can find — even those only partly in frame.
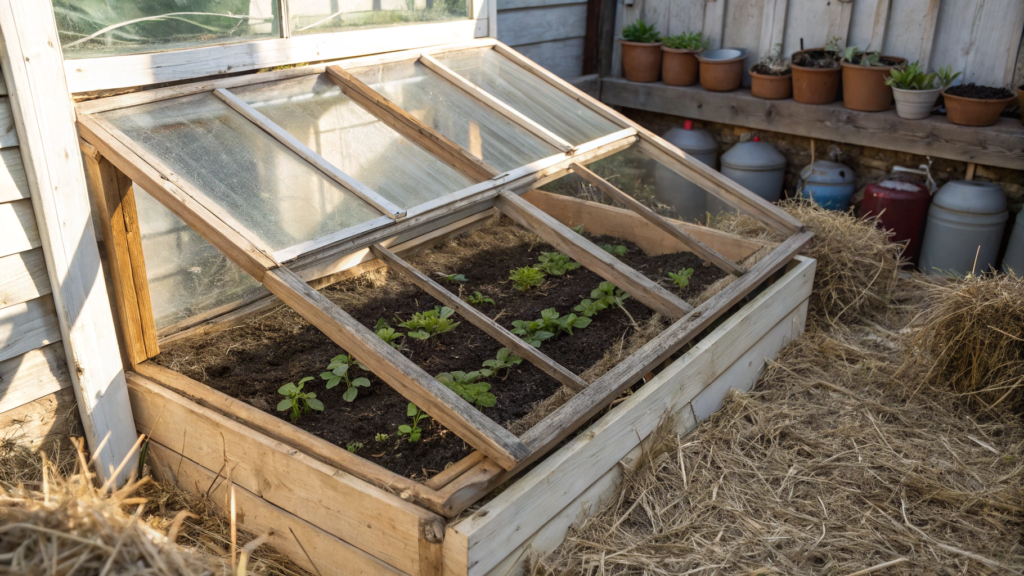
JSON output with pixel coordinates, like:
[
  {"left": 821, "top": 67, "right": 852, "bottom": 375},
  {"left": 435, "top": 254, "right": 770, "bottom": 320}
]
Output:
[
  {"left": 945, "top": 83, "right": 1014, "bottom": 100},
  {"left": 751, "top": 63, "right": 791, "bottom": 76},
  {"left": 155, "top": 217, "right": 725, "bottom": 479},
  {"left": 792, "top": 50, "right": 839, "bottom": 69}
]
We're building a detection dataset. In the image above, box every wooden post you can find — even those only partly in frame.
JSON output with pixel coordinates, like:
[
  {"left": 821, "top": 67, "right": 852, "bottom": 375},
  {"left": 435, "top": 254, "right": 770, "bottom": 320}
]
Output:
[{"left": 0, "top": 0, "right": 137, "bottom": 484}]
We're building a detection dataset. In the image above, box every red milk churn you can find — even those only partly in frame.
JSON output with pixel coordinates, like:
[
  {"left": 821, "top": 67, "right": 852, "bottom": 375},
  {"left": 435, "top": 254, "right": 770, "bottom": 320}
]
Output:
[{"left": 860, "top": 165, "right": 934, "bottom": 263}]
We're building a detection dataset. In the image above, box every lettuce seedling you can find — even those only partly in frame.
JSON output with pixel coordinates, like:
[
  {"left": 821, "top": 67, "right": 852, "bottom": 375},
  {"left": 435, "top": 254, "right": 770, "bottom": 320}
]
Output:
[
  {"left": 574, "top": 298, "right": 608, "bottom": 318},
  {"left": 465, "top": 291, "right": 495, "bottom": 306},
  {"left": 347, "top": 442, "right": 363, "bottom": 453},
  {"left": 511, "top": 319, "right": 555, "bottom": 348},
  {"left": 398, "top": 403, "right": 428, "bottom": 442},
  {"left": 572, "top": 224, "right": 585, "bottom": 234},
  {"left": 374, "top": 318, "right": 405, "bottom": 350},
  {"left": 436, "top": 371, "right": 496, "bottom": 409},
  {"left": 602, "top": 244, "right": 628, "bottom": 257},
  {"left": 436, "top": 272, "right": 467, "bottom": 283},
  {"left": 538, "top": 308, "right": 562, "bottom": 333},
  {"left": 556, "top": 313, "right": 591, "bottom": 336},
  {"left": 509, "top": 266, "right": 546, "bottom": 292},
  {"left": 277, "top": 377, "right": 323, "bottom": 422},
  {"left": 591, "top": 281, "right": 631, "bottom": 309},
  {"left": 483, "top": 347, "right": 523, "bottom": 375},
  {"left": 534, "top": 252, "right": 580, "bottom": 276},
  {"left": 668, "top": 268, "right": 694, "bottom": 290},
  {"left": 399, "top": 306, "right": 460, "bottom": 340},
  {"left": 374, "top": 433, "right": 389, "bottom": 442},
  {"left": 321, "top": 354, "right": 371, "bottom": 402}
]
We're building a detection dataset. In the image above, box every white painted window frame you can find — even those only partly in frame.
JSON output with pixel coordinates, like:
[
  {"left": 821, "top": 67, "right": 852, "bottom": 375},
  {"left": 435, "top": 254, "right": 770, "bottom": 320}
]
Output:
[{"left": 63, "top": 0, "right": 493, "bottom": 94}]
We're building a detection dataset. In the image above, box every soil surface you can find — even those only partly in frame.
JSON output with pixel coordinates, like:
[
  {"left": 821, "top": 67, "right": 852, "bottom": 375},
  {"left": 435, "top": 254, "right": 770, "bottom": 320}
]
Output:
[
  {"left": 751, "top": 63, "right": 791, "bottom": 76},
  {"left": 791, "top": 50, "right": 839, "bottom": 69},
  {"left": 945, "top": 83, "right": 1014, "bottom": 100},
  {"left": 155, "top": 218, "right": 725, "bottom": 479}
]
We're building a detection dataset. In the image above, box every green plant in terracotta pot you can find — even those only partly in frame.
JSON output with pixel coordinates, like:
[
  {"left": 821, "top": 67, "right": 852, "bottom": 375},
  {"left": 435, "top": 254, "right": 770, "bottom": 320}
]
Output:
[
  {"left": 660, "top": 32, "right": 707, "bottom": 86},
  {"left": 884, "top": 62, "right": 960, "bottom": 120},
  {"left": 839, "top": 46, "right": 906, "bottom": 112},
  {"left": 942, "top": 83, "right": 1017, "bottom": 127},
  {"left": 619, "top": 19, "right": 662, "bottom": 83},
  {"left": 790, "top": 37, "right": 843, "bottom": 104},
  {"left": 749, "top": 44, "right": 791, "bottom": 100}
]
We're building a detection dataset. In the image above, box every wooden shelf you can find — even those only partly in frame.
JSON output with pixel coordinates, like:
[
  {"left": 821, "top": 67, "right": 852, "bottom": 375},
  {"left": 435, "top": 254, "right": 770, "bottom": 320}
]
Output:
[{"left": 601, "top": 77, "right": 1024, "bottom": 171}]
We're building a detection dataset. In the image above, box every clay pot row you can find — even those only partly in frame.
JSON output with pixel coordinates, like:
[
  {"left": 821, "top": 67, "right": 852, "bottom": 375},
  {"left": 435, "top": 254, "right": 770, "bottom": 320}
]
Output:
[
  {"left": 619, "top": 41, "right": 759, "bottom": 93},
  {"left": 790, "top": 50, "right": 906, "bottom": 111}
]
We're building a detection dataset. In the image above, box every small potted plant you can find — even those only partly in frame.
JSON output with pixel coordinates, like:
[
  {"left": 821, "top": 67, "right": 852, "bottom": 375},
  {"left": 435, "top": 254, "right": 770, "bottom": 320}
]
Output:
[
  {"left": 660, "top": 32, "right": 707, "bottom": 86},
  {"left": 619, "top": 19, "right": 662, "bottom": 83},
  {"left": 840, "top": 46, "right": 906, "bottom": 111},
  {"left": 790, "top": 37, "right": 842, "bottom": 104},
  {"left": 942, "top": 83, "right": 1017, "bottom": 126},
  {"left": 749, "top": 44, "right": 791, "bottom": 99},
  {"left": 884, "top": 62, "right": 960, "bottom": 120}
]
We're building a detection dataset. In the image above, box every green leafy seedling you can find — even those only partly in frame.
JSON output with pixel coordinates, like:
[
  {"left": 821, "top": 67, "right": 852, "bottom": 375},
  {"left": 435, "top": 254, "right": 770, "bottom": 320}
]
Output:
[
  {"left": 374, "top": 433, "right": 389, "bottom": 442},
  {"left": 661, "top": 31, "right": 708, "bottom": 51},
  {"left": 436, "top": 272, "right": 468, "bottom": 283},
  {"left": 398, "top": 403, "right": 428, "bottom": 442},
  {"left": 621, "top": 18, "right": 660, "bottom": 43},
  {"left": 538, "top": 308, "right": 562, "bottom": 333},
  {"left": 277, "top": 377, "right": 323, "bottom": 422},
  {"left": 321, "top": 354, "right": 371, "bottom": 402},
  {"left": 511, "top": 319, "right": 555, "bottom": 348},
  {"left": 591, "top": 281, "right": 631, "bottom": 309},
  {"left": 347, "top": 442, "right": 363, "bottom": 453},
  {"left": 571, "top": 224, "right": 585, "bottom": 234},
  {"left": 374, "top": 318, "right": 406, "bottom": 350},
  {"left": 436, "top": 371, "right": 496, "bottom": 409},
  {"left": 534, "top": 252, "right": 581, "bottom": 276},
  {"left": 556, "top": 313, "right": 592, "bottom": 336},
  {"left": 483, "top": 347, "right": 523, "bottom": 375},
  {"left": 465, "top": 291, "right": 495, "bottom": 306},
  {"left": 602, "top": 244, "right": 628, "bottom": 257},
  {"left": 574, "top": 298, "right": 608, "bottom": 318},
  {"left": 668, "top": 268, "right": 694, "bottom": 290},
  {"left": 509, "top": 266, "right": 546, "bottom": 292},
  {"left": 399, "top": 306, "right": 460, "bottom": 340}
]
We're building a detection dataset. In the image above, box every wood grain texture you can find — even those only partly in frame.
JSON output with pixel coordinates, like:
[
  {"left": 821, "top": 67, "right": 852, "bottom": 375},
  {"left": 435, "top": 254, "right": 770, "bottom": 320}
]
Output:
[
  {"left": 0, "top": 248, "right": 50, "bottom": 309},
  {"left": 128, "top": 372, "right": 442, "bottom": 576},
  {"left": 497, "top": 3, "right": 587, "bottom": 47},
  {"left": 0, "top": 387, "right": 78, "bottom": 449},
  {"left": 496, "top": 191, "right": 694, "bottom": 319},
  {"left": 263, "top": 267, "right": 531, "bottom": 470},
  {"left": 0, "top": 343, "right": 71, "bottom": 414},
  {"left": 0, "top": 295, "right": 61, "bottom": 364},
  {"left": 371, "top": 244, "right": 588, "bottom": 391},
  {"left": 514, "top": 38, "right": 585, "bottom": 79},
  {"left": 0, "top": 199, "right": 40, "bottom": 258},
  {"left": 0, "top": 147, "right": 29, "bottom": 202},
  {"left": 147, "top": 442, "right": 406, "bottom": 576},
  {"left": 601, "top": 78, "right": 1024, "bottom": 171}
]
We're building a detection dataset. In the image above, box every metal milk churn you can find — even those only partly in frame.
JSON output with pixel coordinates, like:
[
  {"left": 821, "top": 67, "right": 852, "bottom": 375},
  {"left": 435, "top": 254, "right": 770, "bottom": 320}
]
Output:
[
  {"left": 707, "top": 135, "right": 786, "bottom": 216},
  {"left": 798, "top": 160, "right": 857, "bottom": 210},
  {"left": 919, "top": 180, "right": 1008, "bottom": 276},
  {"left": 1001, "top": 215, "right": 1024, "bottom": 275},
  {"left": 654, "top": 120, "right": 718, "bottom": 222}
]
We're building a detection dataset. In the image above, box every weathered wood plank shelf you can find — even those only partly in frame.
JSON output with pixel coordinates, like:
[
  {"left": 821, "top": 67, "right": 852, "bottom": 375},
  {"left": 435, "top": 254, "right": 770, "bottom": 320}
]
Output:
[{"left": 600, "top": 77, "right": 1024, "bottom": 171}]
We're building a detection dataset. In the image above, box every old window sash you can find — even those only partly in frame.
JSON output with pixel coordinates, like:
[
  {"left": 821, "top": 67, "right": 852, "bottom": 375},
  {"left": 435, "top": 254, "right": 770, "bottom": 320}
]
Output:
[{"left": 76, "top": 39, "right": 809, "bottom": 495}]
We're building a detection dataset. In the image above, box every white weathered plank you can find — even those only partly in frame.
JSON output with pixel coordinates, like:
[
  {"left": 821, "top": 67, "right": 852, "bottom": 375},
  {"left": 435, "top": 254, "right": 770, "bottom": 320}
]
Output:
[
  {"left": 847, "top": 0, "right": 891, "bottom": 52},
  {"left": 453, "top": 257, "right": 816, "bottom": 575},
  {"left": 0, "top": 73, "right": 6, "bottom": 96},
  {"left": 759, "top": 0, "right": 790, "bottom": 58},
  {"left": 703, "top": 0, "right": 727, "bottom": 50},
  {"left": 0, "top": 247, "right": 51, "bottom": 309},
  {"left": 781, "top": 0, "right": 851, "bottom": 57},
  {"left": 0, "top": 342, "right": 71, "bottom": 414},
  {"left": 64, "top": 20, "right": 483, "bottom": 93},
  {"left": 0, "top": 147, "right": 29, "bottom": 202},
  {"left": 0, "top": 199, "right": 40, "bottom": 258},
  {"left": 514, "top": 38, "right": 585, "bottom": 79},
  {"left": 880, "top": 0, "right": 939, "bottom": 66},
  {"left": 0, "top": 97, "right": 17, "bottom": 148},
  {"left": 0, "top": 295, "right": 61, "bottom": 364},
  {"left": 497, "top": 4, "right": 587, "bottom": 46},
  {"left": 499, "top": 0, "right": 585, "bottom": 9},
  {"left": 0, "top": 387, "right": 77, "bottom": 449},
  {"left": 0, "top": 0, "right": 138, "bottom": 485}
]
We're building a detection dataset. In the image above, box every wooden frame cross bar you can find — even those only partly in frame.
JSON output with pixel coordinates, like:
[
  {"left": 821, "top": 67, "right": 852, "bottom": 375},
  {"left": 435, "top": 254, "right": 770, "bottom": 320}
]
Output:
[
  {"left": 568, "top": 163, "right": 746, "bottom": 276},
  {"left": 495, "top": 191, "right": 694, "bottom": 320},
  {"left": 371, "top": 244, "right": 588, "bottom": 392}
]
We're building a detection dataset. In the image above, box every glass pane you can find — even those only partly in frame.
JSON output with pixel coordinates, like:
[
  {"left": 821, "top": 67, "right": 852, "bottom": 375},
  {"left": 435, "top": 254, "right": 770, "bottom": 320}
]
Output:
[
  {"left": 102, "top": 93, "right": 384, "bottom": 252},
  {"left": 135, "top": 186, "right": 264, "bottom": 330},
  {"left": 435, "top": 48, "right": 622, "bottom": 146},
  {"left": 289, "top": 0, "right": 468, "bottom": 35},
  {"left": 351, "top": 60, "right": 560, "bottom": 172},
  {"left": 232, "top": 74, "right": 474, "bottom": 209},
  {"left": 54, "top": 0, "right": 279, "bottom": 59}
]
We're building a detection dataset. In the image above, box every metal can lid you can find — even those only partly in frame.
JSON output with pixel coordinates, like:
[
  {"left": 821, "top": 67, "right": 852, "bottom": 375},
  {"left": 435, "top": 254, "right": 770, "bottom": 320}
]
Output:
[{"left": 932, "top": 181, "right": 1007, "bottom": 215}]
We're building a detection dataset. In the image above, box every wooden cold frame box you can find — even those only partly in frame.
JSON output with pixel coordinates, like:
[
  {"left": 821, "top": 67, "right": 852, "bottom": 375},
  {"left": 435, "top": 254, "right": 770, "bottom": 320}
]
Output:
[{"left": 75, "top": 38, "right": 815, "bottom": 575}]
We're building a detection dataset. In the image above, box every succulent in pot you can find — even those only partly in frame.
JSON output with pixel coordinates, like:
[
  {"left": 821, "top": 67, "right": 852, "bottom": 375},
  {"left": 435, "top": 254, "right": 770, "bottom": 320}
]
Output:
[
  {"left": 749, "top": 44, "right": 791, "bottom": 100},
  {"left": 942, "top": 83, "right": 1017, "bottom": 127},
  {"left": 619, "top": 19, "right": 662, "bottom": 83},
  {"left": 660, "top": 32, "right": 707, "bottom": 86},
  {"left": 884, "top": 62, "right": 960, "bottom": 120},
  {"left": 839, "top": 46, "right": 906, "bottom": 112},
  {"left": 790, "top": 37, "right": 843, "bottom": 104}
]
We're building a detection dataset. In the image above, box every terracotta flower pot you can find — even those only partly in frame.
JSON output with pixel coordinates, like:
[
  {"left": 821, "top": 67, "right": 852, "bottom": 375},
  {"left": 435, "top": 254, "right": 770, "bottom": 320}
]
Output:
[
  {"left": 790, "top": 49, "right": 840, "bottom": 104},
  {"left": 661, "top": 47, "right": 700, "bottom": 86},
  {"left": 750, "top": 69, "right": 792, "bottom": 99},
  {"left": 943, "top": 89, "right": 1016, "bottom": 127},
  {"left": 619, "top": 40, "right": 662, "bottom": 83},
  {"left": 697, "top": 49, "right": 744, "bottom": 92},
  {"left": 840, "top": 56, "right": 905, "bottom": 112}
]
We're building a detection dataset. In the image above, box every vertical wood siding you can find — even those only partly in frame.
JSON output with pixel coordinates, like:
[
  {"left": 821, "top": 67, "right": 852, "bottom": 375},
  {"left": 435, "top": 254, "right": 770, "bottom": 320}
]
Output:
[{"left": 497, "top": 0, "right": 589, "bottom": 78}]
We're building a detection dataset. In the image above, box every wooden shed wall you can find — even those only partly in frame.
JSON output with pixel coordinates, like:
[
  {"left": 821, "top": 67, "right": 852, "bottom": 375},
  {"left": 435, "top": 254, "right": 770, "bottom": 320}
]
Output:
[
  {"left": 0, "top": 66, "right": 76, "bottom": 449},
  {"left": 612, "top": 0, "right": 1024, "bottom": 89},
  {"left": 497, "top": 0, "right": 588, "bottom": 78}
]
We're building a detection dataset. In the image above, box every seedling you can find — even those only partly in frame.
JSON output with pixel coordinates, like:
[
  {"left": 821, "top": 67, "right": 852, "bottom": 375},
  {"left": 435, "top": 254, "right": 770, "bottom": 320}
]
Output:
[
  {"left": 511, "top": 319, "right": 555, "bottom": 348},
  {"left": 591, "top": 281, "right": 631, "bottom": 309},
  {"left": 885, "top": 61, "right": 961, "bottom": 90},
  {"left": 752, "top": 43, "right": 789, "bottom": 75},
  {"left": 374, "top": 318, "right": 405, "bottom": 350},
  {"left": 374, "top": 433, "right": 389, "bottom": 442},
  {"left": 621, "top": 18, "right": 660, "bottom": 43},
  {"left": 534, "top": 252, "right": 580, "bottom": 276},
  {"left": 399, "top": 306, "right": 460, "bottom": 340},
  {"left": 841, "top": 46, "right": 880, "bottom": 66},
  {"left": 277, "top": 377, "right": 323, "bottom": 422},
  {"left": 465, "top": 291, "right": 495, "bottom": 306},
  {"left": 574, "top": 298, "right": 608, "bottom": 318},
  {"left": 436, "top": 272, "right": 467, "bottom": 283},
  {"left": 572, "top": 224, "right": 585, "bottom": 234},
  {"left": 347, "top": 442, "right": 363, "bottom": 453},
  {"left": 555, "top": 313, "right": 591, "bottom": 336},
  {"left": 436, "top": 371, "right": 496, "bottom": 409},
  {"left": 509, "top": 266, "right": 546, "bottom": 292},
  {"left": 660, "top": 31, "right": 708, "bottom": 51},
  {"left": 668, "top": 268, "right": 694, "bottom": 290},
  {"left": 321, "top": 354, "right": 371, "bottom": 402},
  {"left": 602, "top": 244, "right": 628, "bottom": 257},
  {"left": 538, "top": 308, "right": 563, "bottom": 333},
  {"left": 398, "top": 403, "right": 428, "bottom": 442},
  {"left": 483, "top": 347, "right": 523, "bottom": 375}
]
